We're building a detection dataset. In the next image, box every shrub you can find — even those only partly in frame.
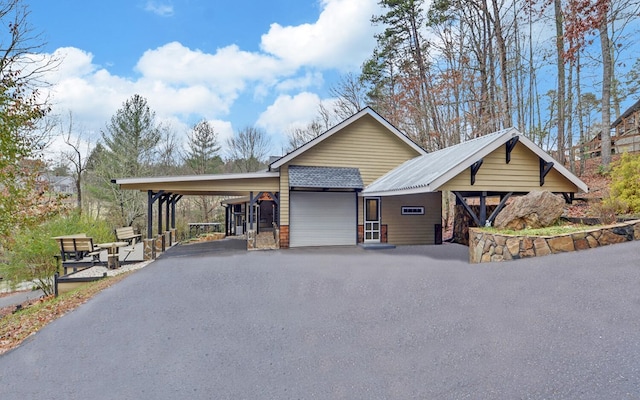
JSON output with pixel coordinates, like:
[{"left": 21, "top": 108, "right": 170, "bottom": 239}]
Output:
[
  {"left": 605, "top": 152, "right": 640, "bottom": 214},
  {"left": 0, "top": 212, "right": 115, "bottom": 295},
  {"left": 592, "top": 197, "right": 623, "bottom": 225}
]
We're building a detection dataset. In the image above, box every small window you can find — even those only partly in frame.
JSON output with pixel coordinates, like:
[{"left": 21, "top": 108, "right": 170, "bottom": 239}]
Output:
[{"left": 401, "top": 206, "right": 424, "bottom": 215}]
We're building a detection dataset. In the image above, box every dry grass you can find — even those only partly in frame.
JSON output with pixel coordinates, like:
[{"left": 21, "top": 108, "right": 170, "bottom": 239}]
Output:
[
  {"left": 482, "top": 223, "right": 600, "bottom": 237},
  {"left": 0, "top": 272, "right": 132, "bottom": 355}
]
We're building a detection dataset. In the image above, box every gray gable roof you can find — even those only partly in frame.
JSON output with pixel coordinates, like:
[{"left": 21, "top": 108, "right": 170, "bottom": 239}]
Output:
[
  {"left": 289, "top": 166, "right": 363, "bottom": 190},
  {"left": 363, "top": 127, "right": 588, "bottom": 196}
]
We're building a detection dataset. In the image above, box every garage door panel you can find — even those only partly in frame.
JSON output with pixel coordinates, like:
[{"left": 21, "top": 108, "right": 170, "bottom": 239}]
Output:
[{"left": 290, "top": 192, "right": 356, "bottom": 247}]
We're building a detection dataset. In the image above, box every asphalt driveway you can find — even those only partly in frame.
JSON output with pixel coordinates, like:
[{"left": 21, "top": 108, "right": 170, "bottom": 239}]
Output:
[{"left": 1, "top": 241, "right": 640, "bottom": 399}]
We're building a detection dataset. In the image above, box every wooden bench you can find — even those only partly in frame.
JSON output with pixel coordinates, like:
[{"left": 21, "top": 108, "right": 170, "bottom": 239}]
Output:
[
  {"left": 53, "top": 235, "right": 102, "bottom": 274},
  {"left": 115, "top": 227, "right": 142, "bottom": 245}
]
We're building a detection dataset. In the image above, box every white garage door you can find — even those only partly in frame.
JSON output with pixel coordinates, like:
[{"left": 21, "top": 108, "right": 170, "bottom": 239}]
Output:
[{"left": 289, "top": 191, "right": 356, "bottom": 247}]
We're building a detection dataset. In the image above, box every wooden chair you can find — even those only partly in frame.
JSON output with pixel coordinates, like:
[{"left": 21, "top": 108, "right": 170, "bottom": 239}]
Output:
[
  {"left": 115, "top": 227, "right": 142, "bottom": 245},
  {"left": 54, "top": 235, "right": 102, "bottom": 274}
]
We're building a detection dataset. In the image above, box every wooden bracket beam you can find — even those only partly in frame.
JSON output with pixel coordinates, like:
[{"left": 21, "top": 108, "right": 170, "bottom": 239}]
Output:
[
  {"left": 562, "top": 192, "right": 574, "bottom": 204},
  {"left": 454, "top": 191, "right": 481, "bottom": 227},
  {"left": 487, "top": 192, "right": 513, "bottom": 224},
  {"left": 268, "top": 192, "right": 279, "bottom": 207},
  {"left": 540, "top": 158, "right": 554, "bottom": 186},
  {"left": 470, "top": 159, "right": 483, "bottom": 185},
  {"left": 506, "top": 137, "right": 519, "bottom": 164}
]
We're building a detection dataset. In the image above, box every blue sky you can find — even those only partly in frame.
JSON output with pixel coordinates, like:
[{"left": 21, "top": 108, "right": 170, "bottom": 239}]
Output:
[{"left": 30, "top": 0, "right": 382, "bottom": 157}]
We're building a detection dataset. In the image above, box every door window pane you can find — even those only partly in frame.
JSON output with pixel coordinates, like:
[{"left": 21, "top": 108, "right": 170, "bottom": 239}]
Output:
[{"left": 366, "top": 199, "right": 379, "bottom": 221}]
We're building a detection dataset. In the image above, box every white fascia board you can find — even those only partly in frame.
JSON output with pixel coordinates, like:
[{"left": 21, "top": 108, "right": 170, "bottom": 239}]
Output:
[
  {"left": 430, "top": 128, "right": 519, "bottom": 190},
  {"left": 270, "top": 108, "right": 426, "bottom": 169},
  {"left": 361, "top": 185, "right": 435, "bottom": 197},
  {"left": 517, "top": 135, "right": 589, "bottom": 193},
  {"left": 114, "top": 171, "right": 280, "bottom": 185}
]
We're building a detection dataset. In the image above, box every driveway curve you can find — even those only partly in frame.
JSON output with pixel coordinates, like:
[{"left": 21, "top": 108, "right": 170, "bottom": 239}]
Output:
[{"left": 1, "top": 241, "right": 639, "bottom": 399}]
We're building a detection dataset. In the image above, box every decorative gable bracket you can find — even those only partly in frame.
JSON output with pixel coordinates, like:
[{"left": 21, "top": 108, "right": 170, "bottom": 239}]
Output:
[
  {"left": 470, "top": 159, "right": 483, "bottom": 185},
  {"left": 506, "top": 137, "right": 519, "bottom": 164},
  {"left": 539, "top": 158, "right": 554, "bottom": 186}
]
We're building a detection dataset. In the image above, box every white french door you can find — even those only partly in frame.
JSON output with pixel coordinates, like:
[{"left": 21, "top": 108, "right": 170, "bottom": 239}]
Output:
[{"left": 364, "top": 197, "right": 381, "bottom": 242}]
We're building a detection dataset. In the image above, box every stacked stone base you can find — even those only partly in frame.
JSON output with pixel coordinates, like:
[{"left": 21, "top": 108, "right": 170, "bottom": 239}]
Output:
[{"left": 470, "top": 220, "right": 640, "bottom": 263}]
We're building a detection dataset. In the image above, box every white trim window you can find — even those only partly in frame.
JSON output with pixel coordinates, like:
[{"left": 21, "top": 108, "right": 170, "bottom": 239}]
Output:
[{"left": 401, "top": 206, "right": 424, "bottom": 215}]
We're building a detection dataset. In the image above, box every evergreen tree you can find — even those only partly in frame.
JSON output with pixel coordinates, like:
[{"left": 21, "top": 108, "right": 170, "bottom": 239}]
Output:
[
  {"left": 184, "top": 120, "right": 222, "bottom": 174},
  {"left": 95, "top": 94, "right": 162, "bottom": 227}
]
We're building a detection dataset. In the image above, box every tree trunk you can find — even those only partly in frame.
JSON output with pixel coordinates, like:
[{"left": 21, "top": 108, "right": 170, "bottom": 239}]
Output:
[
  {"left": 576, "top": 52, "right": 586, "bottom": 175},
  {"left": 490, "top": 0, "right": 512, "bottom": 128},
  {"left": 599, "top": 18, "right": 612, "bottom": 167},
  {"left": 566, "top": 61, "right": 575, "bottom": 172},
  {"left": 76, "top": 176, "right": 82, "bottom": 214},
  {"left": 554, "top": 0, "right": 566, "bottom": 165}
]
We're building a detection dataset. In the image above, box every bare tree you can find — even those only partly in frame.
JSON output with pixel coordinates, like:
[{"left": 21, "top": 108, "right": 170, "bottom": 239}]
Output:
[
  {"left": 226, "top": 126, "right": 271, "bottom": 173},
  {"left": 61, "top": 111, "right": 92, "bottom": 213},
  {"left": 0, "top": 0, "right": 59, "bottom": 87},
  {"left": 330, "top": 73, "right": 366, "bottom": 120},
  {"left": 554, "top": 0, "right": 566, "bottom": 164},
  {"left": 286, "top": 119, "right": 325, "bottom": 152}
]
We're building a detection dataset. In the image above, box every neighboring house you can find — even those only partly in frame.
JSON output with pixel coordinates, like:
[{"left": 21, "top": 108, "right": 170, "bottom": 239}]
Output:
[
  {"left": 37, "top": 175, "right": 75, "bottom": 195},
  {"left": 114, "top": 107, "right": 588, "bottom": 250},
  {"left": 50, "top": 176, "right": 76, "bottom": 195},
  {"left": 581, "top": 98, "right": 640, "bottom": 157},
  {"left": 612, "top": 98, "right": 640, "bottom": 153}
]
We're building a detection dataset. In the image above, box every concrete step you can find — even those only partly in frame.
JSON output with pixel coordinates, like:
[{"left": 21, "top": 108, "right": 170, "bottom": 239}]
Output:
[{"left": 255, "top": 232, "right": 278, "bottom": 250}]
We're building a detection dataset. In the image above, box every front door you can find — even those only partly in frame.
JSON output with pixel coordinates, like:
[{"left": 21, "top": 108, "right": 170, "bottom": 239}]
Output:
[{"left": 364, "top": 197, "right": 380, "bottom": 242}]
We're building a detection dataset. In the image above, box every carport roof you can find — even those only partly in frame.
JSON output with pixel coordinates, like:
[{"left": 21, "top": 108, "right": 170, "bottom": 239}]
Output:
[
  {"left": 289, "top": 166, "right": 364, "bottom": 190},
  {"left": 363, "top": 127, "right": 589, "bottom": 196},
  {"left": 112, "top": 171, "right": 280, "bottom": 196}
]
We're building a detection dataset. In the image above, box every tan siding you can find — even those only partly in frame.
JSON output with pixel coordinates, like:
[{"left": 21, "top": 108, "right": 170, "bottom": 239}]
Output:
[
  {"left": 438, "top": 142, "right": 579, "bottom": 192},
  {"left": 285, "top": 115, "right": 421, "bottom": 186},
  {"left": 380, "top": 193, "right": 442, "bottom": 245},
  {"left": 280, "top": 166, "right": 289, "bottom": 226}
]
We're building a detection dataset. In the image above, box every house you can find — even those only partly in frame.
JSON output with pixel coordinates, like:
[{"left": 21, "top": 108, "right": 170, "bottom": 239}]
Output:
[
  {"left": 612, "top": 98, "right": 640, "bottom": 153},
  {"left": 36, "top": 174, "right": 75, "bottom": 195},
  {"left": 579, "top": 98, "right": 640, "bottom": 157},
  {"left": 114, "top": 107, "right": 587, "bottom": 255}
]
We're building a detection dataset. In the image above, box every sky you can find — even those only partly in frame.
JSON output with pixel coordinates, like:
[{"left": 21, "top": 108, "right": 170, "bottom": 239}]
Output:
[{"left": 29, "top": 0, "right": 383, "bottom": 159}]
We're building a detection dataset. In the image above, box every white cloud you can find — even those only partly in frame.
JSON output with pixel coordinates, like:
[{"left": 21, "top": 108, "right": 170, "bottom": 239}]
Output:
[
  {"left": 256, "top": 92, "right": 323, "bottom": 134},
  {"left": 39, "top": 0, "right": 382, "bottom": 163},
  {"left": 260, "top": 0, "right": 381, "bottom": 70},
  {"left": 144, "top": 1, "right": 174, "bottom": 17},
  {"left": 135, "top": 42, "right": 291, "bottom": 105},
  {"left": 275, "top": 71, "right": 324, "bottom": 92}
]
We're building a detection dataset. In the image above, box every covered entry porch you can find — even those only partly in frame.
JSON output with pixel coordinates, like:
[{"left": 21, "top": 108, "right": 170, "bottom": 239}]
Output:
[{"left": 113, "top": 172, "right": 280, "bottom": 258}]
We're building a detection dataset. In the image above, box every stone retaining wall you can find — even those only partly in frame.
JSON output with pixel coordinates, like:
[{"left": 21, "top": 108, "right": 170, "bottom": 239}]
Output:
[{"left": 469, "top": 220, "right": 640, "bottom": 263}]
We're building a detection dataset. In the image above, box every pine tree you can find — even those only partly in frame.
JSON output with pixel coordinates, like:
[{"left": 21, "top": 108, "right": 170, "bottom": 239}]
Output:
[{"left": 184, "top": 120, "right": 222, "bottom": 175}]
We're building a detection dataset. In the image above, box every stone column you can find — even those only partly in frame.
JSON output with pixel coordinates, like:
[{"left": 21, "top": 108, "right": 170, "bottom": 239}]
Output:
[
  {"left": 155, "top": 235, "right": 163, "bottom": 254},
  {"left": 143, "top": 239, "right": 156, "bottom": 260},
  {"left": 247, "top": 230, "right": 256, "bottom": 250}
]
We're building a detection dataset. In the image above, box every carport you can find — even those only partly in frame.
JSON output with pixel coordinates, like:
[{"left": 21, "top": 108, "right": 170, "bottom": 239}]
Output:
[{"left": 113, "top": 172, "right": 280, "bottom": 258}]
